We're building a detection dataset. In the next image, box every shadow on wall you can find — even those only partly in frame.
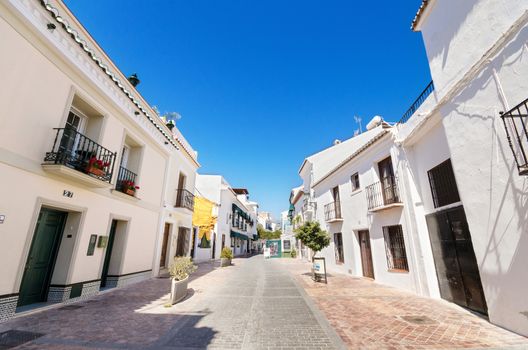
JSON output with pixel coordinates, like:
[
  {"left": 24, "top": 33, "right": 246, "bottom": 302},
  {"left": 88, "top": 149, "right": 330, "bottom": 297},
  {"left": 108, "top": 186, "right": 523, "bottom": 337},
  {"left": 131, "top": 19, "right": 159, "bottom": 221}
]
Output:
[
  {"left": 439, "top": 24, "right": 528, "bottom": 329},
  {"left": 426, "top": 0, "right": 479, "bottom": 69}
]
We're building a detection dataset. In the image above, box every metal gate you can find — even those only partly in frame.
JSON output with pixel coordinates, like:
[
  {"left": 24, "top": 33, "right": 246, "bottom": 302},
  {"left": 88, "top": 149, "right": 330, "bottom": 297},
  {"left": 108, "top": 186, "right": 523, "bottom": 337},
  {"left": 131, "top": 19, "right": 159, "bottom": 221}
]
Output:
[{"left": 426, "top": 205, "right": 488, "bottom": 315}]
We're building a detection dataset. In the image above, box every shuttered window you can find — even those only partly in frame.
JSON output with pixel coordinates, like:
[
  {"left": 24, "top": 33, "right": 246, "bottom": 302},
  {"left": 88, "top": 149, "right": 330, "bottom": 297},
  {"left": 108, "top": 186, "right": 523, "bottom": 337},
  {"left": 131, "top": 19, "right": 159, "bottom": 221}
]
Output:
[
  {"left": 382, "top": 225, "right": 409, "bottom": 271},
  {"left": 428, "top": 159, "right": 460, "bottom": 208}
]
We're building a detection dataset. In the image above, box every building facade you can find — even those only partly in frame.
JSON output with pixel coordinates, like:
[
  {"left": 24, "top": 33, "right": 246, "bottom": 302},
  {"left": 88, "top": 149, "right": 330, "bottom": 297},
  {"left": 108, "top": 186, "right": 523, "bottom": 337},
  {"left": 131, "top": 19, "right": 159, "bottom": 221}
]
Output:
[
  {"left": 194, "top": 175, "right": 258, "bottom": 259},
  {"left": 0, "top": 0, "right": 198, "bottom": 321},
  {"left": 294, "top": 0, "right": 528, "bottom": 337}
]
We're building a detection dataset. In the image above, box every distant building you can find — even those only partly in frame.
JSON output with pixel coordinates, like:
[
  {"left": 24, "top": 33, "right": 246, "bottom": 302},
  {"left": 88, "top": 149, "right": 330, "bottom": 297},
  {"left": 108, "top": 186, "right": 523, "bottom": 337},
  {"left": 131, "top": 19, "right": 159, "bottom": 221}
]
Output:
[{"left": 194, "top": 175, "right": 258, "bottom": 259}]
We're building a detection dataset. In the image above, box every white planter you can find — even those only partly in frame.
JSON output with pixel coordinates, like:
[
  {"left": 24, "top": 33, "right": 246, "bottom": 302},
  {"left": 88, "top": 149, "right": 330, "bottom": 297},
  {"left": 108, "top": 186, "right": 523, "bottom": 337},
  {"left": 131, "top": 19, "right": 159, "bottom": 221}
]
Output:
[
  {"left": 170, "top": 276, "right": 189, "bottom": 304},
  {"left": 220, "top": 258, "right": 232, "bottom": 267}
]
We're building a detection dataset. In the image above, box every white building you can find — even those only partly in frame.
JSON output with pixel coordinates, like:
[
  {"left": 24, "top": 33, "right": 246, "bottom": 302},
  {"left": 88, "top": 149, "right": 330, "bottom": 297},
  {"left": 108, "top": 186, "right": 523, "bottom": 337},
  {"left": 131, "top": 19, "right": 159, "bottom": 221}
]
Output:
[
  {"left": 257, "top": 211, "right": 274, "bottom": 231},
  {"left": 0, "top": 0, "right": 198, "bottom": 321},
  {"left": 194, "top": 175, "right": 258, "bottom": 259},
  {"left": 401, "top": 0, "right": 528, "bottom": 336},
  {"left": 295, "top": 0, "right": 528, "bottom": 337}
]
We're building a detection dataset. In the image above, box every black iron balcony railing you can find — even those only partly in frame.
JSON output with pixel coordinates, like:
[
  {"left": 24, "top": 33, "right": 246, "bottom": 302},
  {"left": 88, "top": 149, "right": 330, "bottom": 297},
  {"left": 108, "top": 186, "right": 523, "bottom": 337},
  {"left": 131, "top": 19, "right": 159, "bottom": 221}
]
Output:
[
  {"left": 324, "top": 201, "right": 342, "bottom": 221},
  {"left": 397, "top": 81, "right": 434, "bottom": 125},
  {"left": 501, "top": 98, "right": 528, "bottom": 175},
  {"left": 175, "top": 189, "right": 195, "bottom": 211},
  {"left": 116, "top": 166, "right": 138, "bottom": 196},
  {"left": 366, "top": 176, "right": 401, "bottom": 210},
  {"left": 44, "top": 128, "right": 116, "bottom": 183}
]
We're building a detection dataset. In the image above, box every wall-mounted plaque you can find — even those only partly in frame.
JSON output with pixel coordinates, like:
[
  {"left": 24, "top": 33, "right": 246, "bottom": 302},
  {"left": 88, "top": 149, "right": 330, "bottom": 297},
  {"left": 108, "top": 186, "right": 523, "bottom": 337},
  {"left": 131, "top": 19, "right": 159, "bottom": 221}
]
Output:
[
  {"left": 97, "top": 235, "right": 108, "bottom": 248},
  {"left": 87, "top": 234, "right": 97, "bottom": 256}
]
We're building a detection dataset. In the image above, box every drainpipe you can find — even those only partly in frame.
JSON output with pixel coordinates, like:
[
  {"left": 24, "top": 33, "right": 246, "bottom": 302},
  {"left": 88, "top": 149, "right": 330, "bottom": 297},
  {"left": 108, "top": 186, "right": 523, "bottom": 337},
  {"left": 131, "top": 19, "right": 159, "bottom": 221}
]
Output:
[{"left": 395, "top": 145, "right": 430, "bottom": 296}]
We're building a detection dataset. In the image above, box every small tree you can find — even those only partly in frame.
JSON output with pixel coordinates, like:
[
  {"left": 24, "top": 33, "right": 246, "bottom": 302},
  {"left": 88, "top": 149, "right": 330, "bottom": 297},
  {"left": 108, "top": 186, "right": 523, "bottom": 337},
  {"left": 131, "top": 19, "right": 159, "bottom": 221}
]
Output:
[{"left": 294, "top": 221, "right": 330, "bottom": 259}]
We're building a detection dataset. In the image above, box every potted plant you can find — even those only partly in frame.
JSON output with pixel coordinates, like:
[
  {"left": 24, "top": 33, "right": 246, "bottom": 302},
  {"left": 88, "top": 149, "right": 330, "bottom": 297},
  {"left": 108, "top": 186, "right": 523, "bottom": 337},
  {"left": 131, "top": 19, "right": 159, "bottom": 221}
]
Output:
[
  {"left": 220, "top": 247, "right": 233, "bottom": 267},
  {"left": 168, "top": 256, "right": 197, "bottom": 305},
  {"left": 86, "top": 157, "right": 109, "bottom": 177},
  {"left": 122, "top": 180, "right": 139, "bottom": 196}
]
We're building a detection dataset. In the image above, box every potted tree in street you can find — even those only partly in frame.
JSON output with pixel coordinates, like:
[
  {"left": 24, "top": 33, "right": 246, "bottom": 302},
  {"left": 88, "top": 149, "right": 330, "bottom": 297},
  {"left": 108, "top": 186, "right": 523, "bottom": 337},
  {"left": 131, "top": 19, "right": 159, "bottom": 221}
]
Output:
[
  {"left": 168, "top": 256, "right": 197, "bottom": 304},
  {"left": 220, "top": 247, "right": 233, "bottom": 267},
  {"left": 295, "top": 221, "right": 330, "bottom": 281}
]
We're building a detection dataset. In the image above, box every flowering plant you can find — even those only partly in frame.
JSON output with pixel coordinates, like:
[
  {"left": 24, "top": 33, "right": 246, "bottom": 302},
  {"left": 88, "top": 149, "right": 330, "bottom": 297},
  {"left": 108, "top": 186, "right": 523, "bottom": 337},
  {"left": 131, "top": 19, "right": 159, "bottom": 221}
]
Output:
[
  {"left": 88, "top": 157, "right": 110, "bottom": 170},
  {"left": 123, "top": 180, "right": 140, "bottom": 191}
]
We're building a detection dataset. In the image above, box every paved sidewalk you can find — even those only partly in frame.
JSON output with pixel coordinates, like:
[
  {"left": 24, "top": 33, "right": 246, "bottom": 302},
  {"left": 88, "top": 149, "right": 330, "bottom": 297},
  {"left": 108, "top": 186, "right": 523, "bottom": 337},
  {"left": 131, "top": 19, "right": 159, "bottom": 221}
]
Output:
[
  {"left": 274, "top": 258, "right": 528, "bottom": 350},
  {"left": 0, "top": 256, "right": 344, "bottom": 349}
]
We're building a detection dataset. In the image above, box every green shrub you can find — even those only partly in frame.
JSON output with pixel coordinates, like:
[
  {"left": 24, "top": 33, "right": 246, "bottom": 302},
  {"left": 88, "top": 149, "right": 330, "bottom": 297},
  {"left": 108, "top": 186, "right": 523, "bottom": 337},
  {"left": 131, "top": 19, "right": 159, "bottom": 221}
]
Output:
[
  {"left": 169, "top": 256, "right": 197, "bottom": 281},
  {"left": 290, "top": 248, "right": 297, "bottom": 258},
  {"left": 220, "top": 247, "right": 233, "bottom": 259}
]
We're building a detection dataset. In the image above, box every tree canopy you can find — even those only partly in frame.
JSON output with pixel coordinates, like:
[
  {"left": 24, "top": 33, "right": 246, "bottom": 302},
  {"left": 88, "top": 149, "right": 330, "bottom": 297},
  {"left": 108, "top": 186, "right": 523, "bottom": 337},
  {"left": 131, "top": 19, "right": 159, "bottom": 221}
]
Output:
[
  {"left": 257, "top": 224, "right": 282, "bottom": 240},
  {"left": 294, "top": 221, "right": 330, "bottom": 258}
]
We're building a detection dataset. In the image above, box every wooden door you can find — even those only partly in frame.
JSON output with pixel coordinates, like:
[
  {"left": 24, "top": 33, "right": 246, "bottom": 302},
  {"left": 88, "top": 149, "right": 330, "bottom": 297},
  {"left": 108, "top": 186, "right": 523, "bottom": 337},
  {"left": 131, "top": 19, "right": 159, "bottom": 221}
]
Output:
[
  {"left": 176, "top": 227, "right": 190, "bottom": 257},
  {"left": 426, "top": 206, "right": 487, "bottom": 315},
  {"left": 18, "top": 208, "right": 67, "bottom": 306},
  {"left": 100, "top": 220, "right": 118, "bottom": 288},
  {"left": 159, "top": 223, "right": 170, "bottom": 268},
  {"left": 358, "top": 230, "right": 374, "bottom": 279},
  {"left": 332, "top": 186, "right": 341, "bottom": 218},
  {"left": 378, "top": 157, "right": 395, "bottom": 204},
  {"left": 176, "top": 173, "right": 186, "bottom": 205}
]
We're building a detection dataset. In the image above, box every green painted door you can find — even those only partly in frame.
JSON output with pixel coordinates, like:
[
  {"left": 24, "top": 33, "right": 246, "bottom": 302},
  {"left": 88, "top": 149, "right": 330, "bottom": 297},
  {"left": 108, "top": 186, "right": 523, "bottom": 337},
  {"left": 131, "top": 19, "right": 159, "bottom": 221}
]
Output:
[
  {"left": 18, "top": 208, "right": 67, "bottom": 307},
  {"left": 100, "top": 220, "right": 117, "bottom": 288}
]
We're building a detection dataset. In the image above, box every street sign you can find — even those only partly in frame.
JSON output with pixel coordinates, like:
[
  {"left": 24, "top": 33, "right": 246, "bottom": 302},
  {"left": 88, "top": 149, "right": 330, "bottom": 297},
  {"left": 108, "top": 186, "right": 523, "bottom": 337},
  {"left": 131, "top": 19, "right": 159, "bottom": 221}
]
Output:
[{"left": 312, "top": 257, "right": 327, "bottom": 284}]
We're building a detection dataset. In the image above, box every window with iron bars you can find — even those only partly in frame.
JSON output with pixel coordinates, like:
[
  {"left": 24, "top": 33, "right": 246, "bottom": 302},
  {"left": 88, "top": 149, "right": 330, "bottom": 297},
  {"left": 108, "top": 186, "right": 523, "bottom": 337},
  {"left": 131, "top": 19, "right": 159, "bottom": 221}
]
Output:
[
  {"left": 382, "top": 225, "right": 409, "bottom": 271},
  {"left": 428, "top": 159, "right": 460, "bottom": 208}
]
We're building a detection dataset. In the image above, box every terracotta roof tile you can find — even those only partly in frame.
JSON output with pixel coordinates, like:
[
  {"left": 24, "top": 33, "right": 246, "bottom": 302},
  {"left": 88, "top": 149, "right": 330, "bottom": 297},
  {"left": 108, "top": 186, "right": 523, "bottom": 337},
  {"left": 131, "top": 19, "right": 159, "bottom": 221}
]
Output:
[{"left": 411, "top": 0, "right": 430, "bottom": 31}]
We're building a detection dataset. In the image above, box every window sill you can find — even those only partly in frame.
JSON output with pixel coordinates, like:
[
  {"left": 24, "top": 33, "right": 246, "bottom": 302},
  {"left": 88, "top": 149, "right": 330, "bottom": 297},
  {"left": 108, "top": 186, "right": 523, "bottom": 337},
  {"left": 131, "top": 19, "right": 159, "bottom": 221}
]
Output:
[
  {"left": 387, "top": 269, "right": 409, "bottom": 274},
  {"left": 350, "top": 189, "right": 362, "bottom": 196},
  {"left": 111, "top": 189, "right": 140, "bottom": 202}
]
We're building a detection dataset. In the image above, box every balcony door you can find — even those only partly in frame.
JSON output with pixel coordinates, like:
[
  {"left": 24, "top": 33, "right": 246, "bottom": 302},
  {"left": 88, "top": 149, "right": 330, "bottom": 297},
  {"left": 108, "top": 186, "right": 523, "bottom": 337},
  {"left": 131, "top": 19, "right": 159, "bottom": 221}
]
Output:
[
  {"left": 378, "top": 157, "right": 395, "bottom": 204},
  {"left": 176, "top": 173, "right": 187, "bottom": 205},
  {"left": 332, "top": 186, "right": 341, "bottom": 218},
  {"left": 59, "top": 110, "right": 87, "bottom": 162}
]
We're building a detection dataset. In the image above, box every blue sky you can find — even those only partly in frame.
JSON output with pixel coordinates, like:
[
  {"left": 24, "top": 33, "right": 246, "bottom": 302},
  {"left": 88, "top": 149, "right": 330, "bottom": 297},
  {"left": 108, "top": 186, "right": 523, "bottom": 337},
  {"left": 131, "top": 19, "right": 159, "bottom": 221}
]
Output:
[{"left": 64, "top": 0, "right": 430, "bottom": 220}]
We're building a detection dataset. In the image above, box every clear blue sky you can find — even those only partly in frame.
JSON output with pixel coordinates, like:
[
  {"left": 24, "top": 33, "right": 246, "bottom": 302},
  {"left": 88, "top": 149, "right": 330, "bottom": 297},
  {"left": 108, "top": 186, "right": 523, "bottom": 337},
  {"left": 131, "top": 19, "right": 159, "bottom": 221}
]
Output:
[{"left": 64, "top": 0, "right": 430, "bottom": 220}]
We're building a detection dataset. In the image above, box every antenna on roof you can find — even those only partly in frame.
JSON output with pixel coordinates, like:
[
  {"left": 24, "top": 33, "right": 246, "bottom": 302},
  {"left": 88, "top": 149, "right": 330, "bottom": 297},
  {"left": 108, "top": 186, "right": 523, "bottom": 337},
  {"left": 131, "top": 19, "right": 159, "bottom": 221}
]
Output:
[{"left": 354, "top": 115, "right": 362, "bottom": 134}]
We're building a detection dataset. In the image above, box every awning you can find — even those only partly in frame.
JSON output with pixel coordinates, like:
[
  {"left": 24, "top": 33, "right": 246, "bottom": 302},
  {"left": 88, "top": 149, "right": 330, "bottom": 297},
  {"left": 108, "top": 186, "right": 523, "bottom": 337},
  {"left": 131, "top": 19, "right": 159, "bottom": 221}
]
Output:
[{"left": 230, "top": 230, "right": 249, "bottom": 240}]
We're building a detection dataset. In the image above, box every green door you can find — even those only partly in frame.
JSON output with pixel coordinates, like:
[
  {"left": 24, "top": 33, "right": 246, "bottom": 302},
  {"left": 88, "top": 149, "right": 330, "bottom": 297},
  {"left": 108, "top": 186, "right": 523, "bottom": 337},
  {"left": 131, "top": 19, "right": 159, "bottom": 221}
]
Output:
[
  {"left": 100, "top": 220, "right": 117, "bottom": 288},
  {"left": 18, "top": 208, "right": 67, "bottom": 307}
]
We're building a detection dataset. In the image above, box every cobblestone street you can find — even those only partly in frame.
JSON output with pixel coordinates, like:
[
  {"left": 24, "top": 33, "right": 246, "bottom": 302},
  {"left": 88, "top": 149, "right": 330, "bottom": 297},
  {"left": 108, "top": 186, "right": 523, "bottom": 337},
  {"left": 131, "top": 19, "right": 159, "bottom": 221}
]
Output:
[
  {"left": 275, "top": 258, "right": 528, "bottom": 350},
  {"left": 0, "top": 256, "right": 344, "bottom": 350},
  {"left": 2, "top": 256, "right": 528, "bottom": 349}
]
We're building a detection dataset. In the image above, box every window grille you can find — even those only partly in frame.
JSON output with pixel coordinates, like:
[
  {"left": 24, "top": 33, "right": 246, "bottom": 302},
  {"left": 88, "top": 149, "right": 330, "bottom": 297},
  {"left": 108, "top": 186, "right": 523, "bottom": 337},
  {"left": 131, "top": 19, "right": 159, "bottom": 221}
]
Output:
[
  {"left": 334, "top": 232, "right": 344, "bottom": 264},
  {"left": 382, "top": 225, "right": 408, "bottom": 271},
  {"left": 428, "top": 159, "right": 460, "bottom": 208}
]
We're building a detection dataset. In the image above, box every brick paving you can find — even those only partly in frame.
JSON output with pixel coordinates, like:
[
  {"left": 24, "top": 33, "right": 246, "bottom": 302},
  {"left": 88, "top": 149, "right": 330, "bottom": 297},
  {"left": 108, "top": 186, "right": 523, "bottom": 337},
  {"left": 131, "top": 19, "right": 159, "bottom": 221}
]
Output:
[
  {"left": 0, "top": 256, "right": 344, "bottom": 349},
  {"left": 274, "top": 258, "right": 528, "bottom": 350}
]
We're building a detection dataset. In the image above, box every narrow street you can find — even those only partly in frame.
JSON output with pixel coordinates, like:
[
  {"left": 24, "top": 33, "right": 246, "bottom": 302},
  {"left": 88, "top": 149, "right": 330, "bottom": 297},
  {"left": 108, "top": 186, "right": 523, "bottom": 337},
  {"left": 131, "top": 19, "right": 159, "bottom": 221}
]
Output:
[
  {"left": 2, "top": 256, "right": 528, "bottom": 349},
  {"left": 0, "top": 256, "right": 344, "bottom": 350}
]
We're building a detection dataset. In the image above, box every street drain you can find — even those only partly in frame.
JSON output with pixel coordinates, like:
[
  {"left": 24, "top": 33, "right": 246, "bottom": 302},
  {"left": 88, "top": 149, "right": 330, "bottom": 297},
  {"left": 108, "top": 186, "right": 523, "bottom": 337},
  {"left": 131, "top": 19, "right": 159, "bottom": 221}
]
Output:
[
  {"left": 58, "top": 304, "right": 84, "bottom": 311},
  {"left": 0, "top": 330, "right": 45, "bottom": 349},
  {"left": 400, "top": 315, "right": 436, "bottom": 325}
]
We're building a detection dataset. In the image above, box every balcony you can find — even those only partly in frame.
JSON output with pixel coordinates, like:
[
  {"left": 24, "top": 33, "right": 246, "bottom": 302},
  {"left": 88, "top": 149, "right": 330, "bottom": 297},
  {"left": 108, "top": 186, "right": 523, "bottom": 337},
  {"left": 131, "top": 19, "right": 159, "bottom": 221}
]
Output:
[
  {"left": 42, "top": 128, "right": 116, "bottom": 187},
  {"left": 366, "top": 176, "right": 402, "bottom": 212},
  {"left": 115, "top": 166, "right": 138, "bottom": 197},
  {"left": 175, "top": 189, "right": 195, "bottom": 211},
  {"left": 324, "top": 201, "right": 343, "bottom": 222},
  {"left": 501, "top": 98, "right": 528, "bottom": 175},
  {"left": 397, "top": 81, "right": 434, "bottom": 125}
]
